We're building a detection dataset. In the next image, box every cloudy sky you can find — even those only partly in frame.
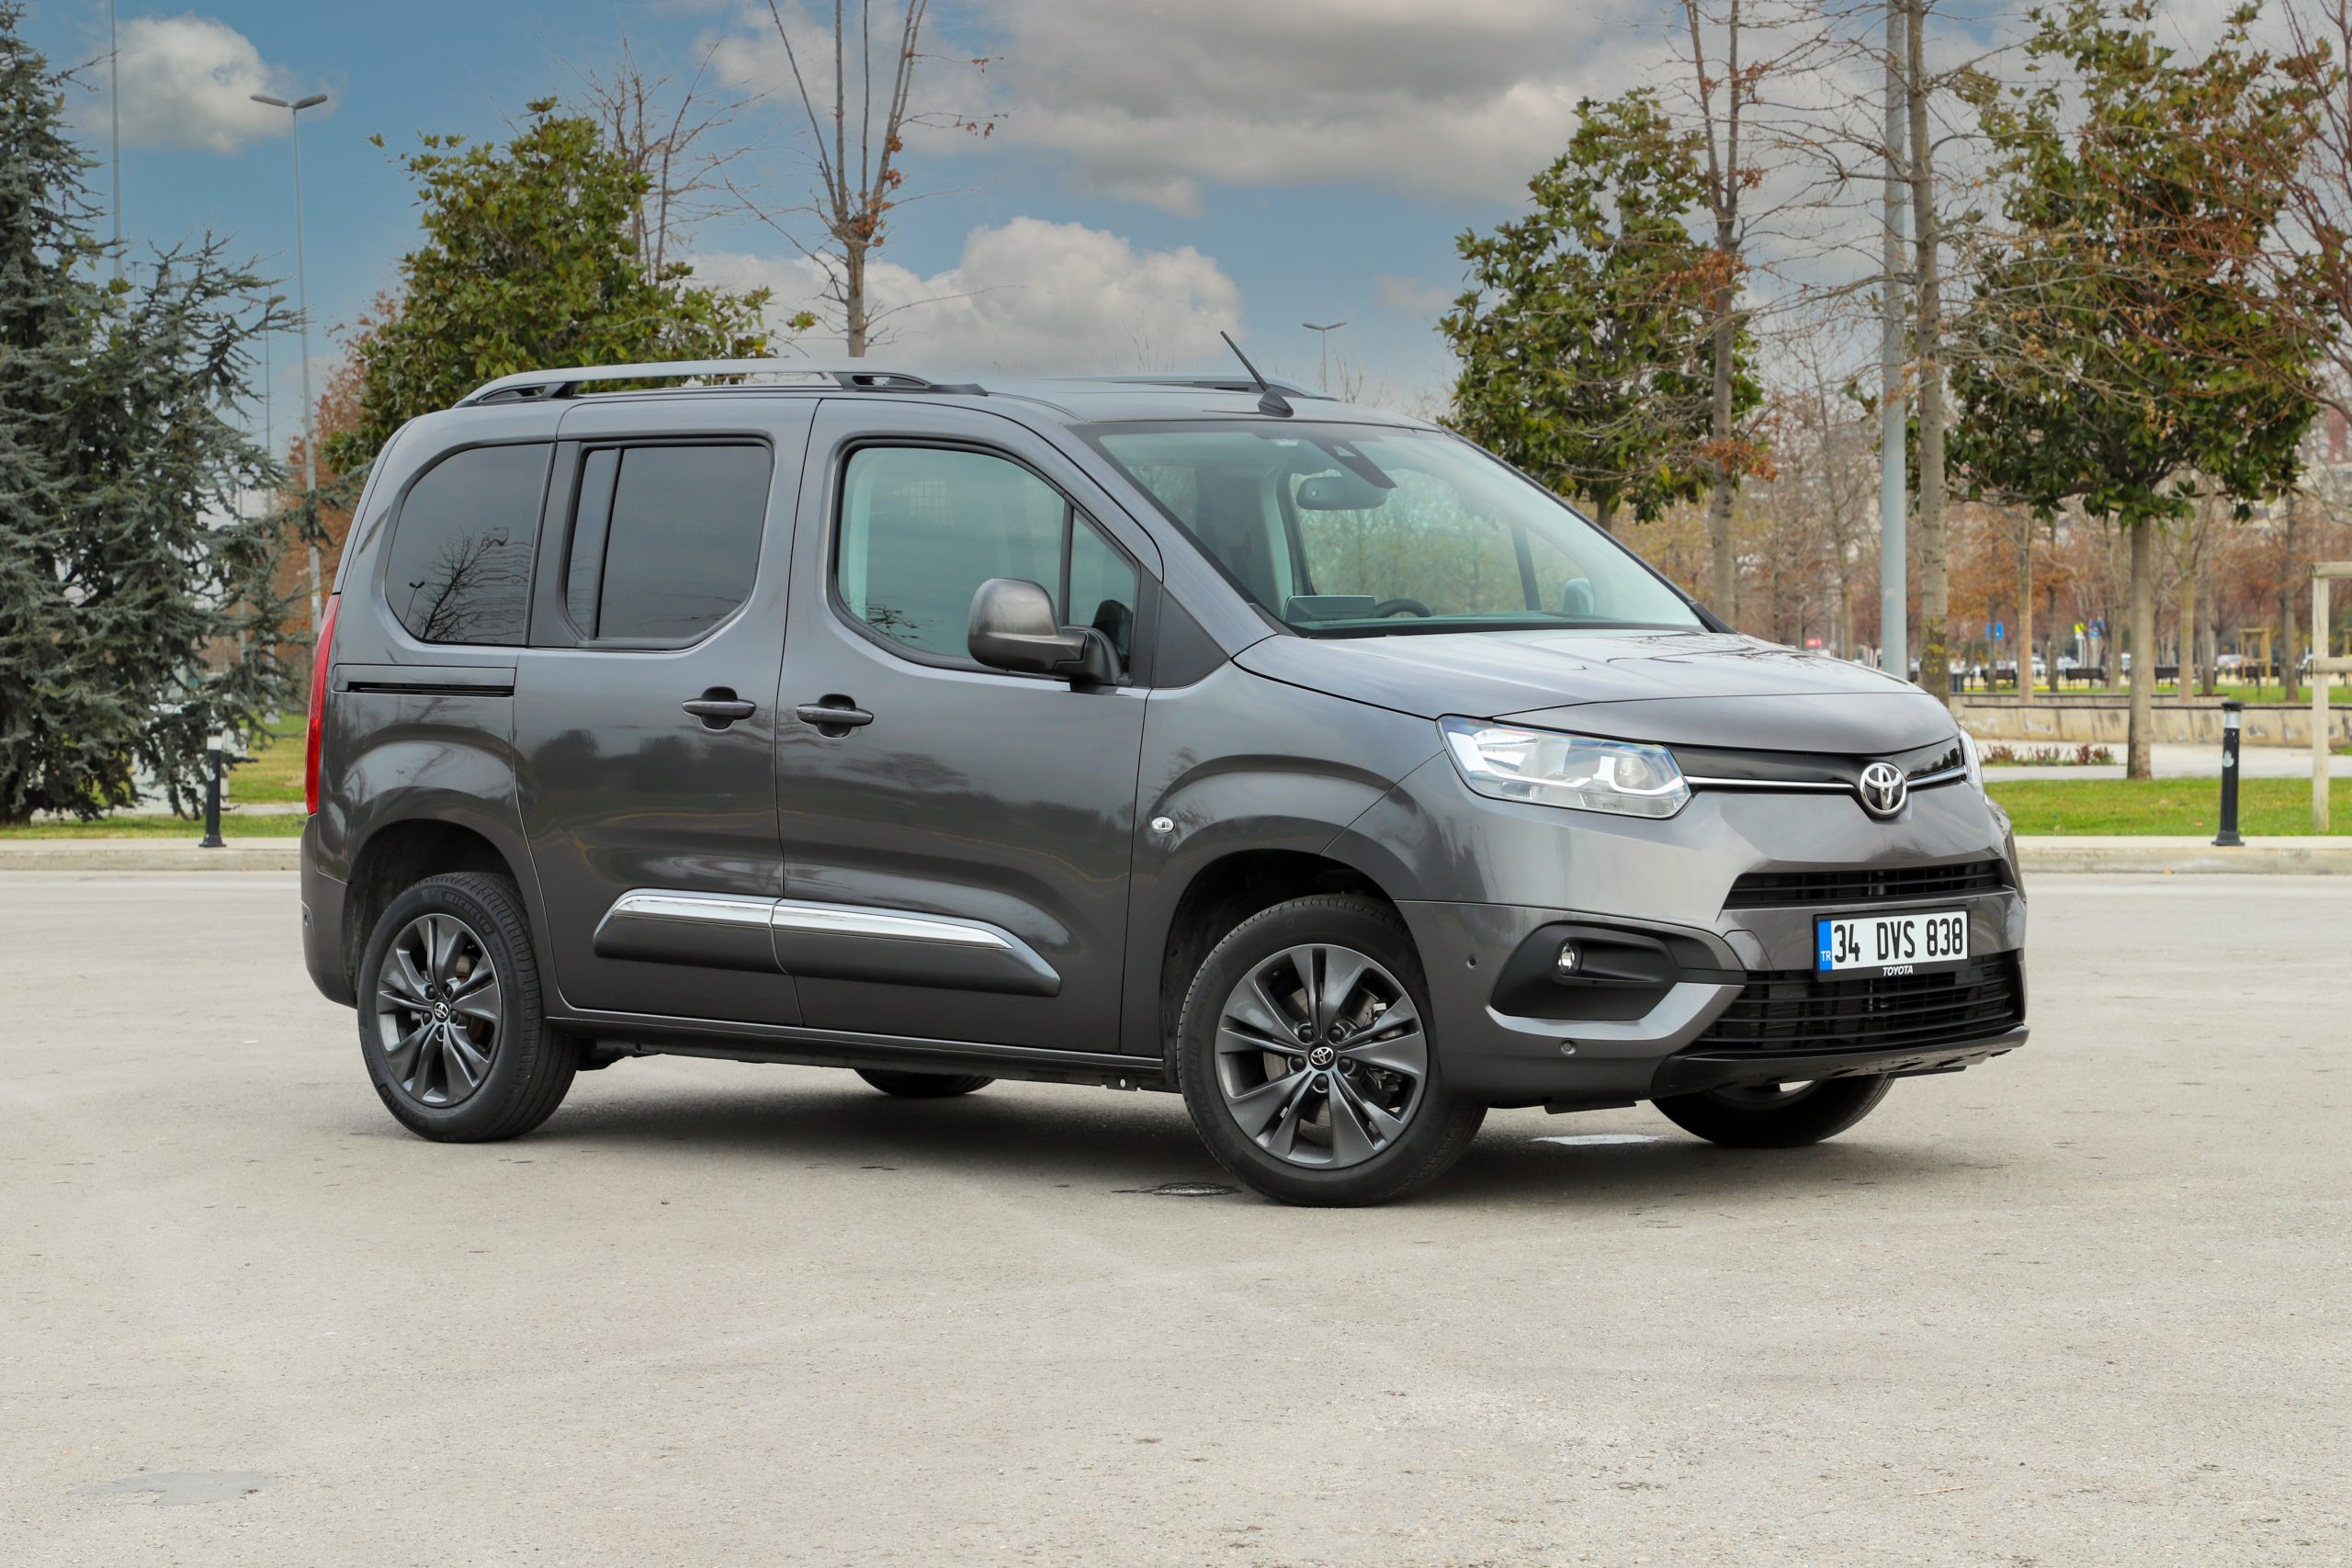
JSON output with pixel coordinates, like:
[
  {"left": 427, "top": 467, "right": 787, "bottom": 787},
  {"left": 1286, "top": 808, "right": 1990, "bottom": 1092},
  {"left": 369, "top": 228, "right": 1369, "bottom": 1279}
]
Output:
[{"left": 24, "top": 1, "right": 2250, "bottom": 434}]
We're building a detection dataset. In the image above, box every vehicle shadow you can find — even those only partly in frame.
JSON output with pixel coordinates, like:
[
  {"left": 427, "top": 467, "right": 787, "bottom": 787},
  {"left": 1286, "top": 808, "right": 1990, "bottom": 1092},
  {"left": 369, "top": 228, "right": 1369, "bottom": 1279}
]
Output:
[{"left": 482, "top": 1068, "right": 2000, "bottom": 1213}]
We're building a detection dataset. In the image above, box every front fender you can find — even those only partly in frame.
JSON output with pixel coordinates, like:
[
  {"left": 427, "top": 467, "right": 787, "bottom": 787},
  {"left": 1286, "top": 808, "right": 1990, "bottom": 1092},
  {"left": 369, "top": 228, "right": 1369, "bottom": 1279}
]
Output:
[{"left": 1116, "top": 666, "right": 1441, "bottom": 1055}]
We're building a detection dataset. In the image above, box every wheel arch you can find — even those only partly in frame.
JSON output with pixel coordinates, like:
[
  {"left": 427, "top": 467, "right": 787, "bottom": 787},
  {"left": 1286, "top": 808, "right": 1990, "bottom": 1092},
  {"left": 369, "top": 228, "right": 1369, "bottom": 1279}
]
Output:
[
  {"left": 1138, "top": 847, "right": 1406, "bottom": 1072},
  {"left": 343, "top": 817, "right": 537, "bottom": 998}
]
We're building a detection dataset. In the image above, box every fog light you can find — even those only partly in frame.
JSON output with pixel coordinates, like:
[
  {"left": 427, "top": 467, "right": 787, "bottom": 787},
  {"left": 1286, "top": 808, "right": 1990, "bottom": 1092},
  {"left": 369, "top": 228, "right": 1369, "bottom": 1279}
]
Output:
[{"left": 1555, "top": 941, "right": 1581, "bottom": 977}]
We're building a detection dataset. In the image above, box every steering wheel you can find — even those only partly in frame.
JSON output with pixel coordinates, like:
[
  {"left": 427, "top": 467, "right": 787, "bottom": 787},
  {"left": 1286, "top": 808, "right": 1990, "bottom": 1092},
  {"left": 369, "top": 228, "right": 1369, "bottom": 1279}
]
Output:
[{"left": 1371, "top": 598, "right": 1433, "bottom": 619}]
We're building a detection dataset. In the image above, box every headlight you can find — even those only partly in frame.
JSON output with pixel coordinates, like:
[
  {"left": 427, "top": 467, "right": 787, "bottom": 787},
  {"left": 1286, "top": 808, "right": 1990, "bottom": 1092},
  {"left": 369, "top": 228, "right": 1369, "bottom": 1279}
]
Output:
[
  {"left": 1958, "top": 729, "right": 1984, "bottom": 792},
  {"left": 1440, "top": 717, "right": 1690, "bottom": 818}
]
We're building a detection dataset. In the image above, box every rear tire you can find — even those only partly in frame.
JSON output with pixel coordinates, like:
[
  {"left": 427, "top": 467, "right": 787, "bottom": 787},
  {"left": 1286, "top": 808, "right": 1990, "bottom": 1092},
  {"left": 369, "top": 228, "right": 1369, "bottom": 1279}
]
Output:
[
  {"left": 1653, "top": 1076, "right": 1892, "bottom": 1148},
  {"left": 856, "top": 1068, "right": 994, "bottom": 1098},
  {"left": 1177, "top": 895, "right": 1484, "bottom": 1207},
  {"left": 356, "top": 872, "right": 577, "bottom": 1142}
]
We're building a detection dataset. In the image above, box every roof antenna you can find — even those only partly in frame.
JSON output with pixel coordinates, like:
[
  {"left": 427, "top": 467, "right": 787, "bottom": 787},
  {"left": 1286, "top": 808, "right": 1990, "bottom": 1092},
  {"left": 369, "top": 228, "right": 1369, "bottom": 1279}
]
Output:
[{"left": 1219, "top": 331, "right": 1293, "bottom": 418}]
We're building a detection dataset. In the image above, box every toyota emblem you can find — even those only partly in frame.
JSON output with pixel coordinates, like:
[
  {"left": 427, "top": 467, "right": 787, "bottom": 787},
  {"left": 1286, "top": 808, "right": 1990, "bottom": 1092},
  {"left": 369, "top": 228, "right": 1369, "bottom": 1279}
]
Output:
[{"left": 1857, "top": 760, "right": 1908, "bottom": 818}]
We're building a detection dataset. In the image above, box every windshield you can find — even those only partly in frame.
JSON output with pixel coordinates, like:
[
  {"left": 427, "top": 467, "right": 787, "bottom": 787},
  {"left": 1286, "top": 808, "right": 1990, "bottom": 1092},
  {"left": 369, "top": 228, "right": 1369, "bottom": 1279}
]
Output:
[{"left": 1086, "top": 422, "right": 1704, "bottom": 637}]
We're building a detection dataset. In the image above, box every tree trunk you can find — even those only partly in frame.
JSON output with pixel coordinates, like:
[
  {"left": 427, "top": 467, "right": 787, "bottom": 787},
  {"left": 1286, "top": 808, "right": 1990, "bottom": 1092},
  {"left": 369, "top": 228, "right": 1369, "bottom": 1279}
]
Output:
[
  {"left": 1906, "top": 0, "right": 1950, "bottom": 704},
  {"left": 2015, "top": 519, "right": 2034, "bottom": 698},
  {"left": 1594, "top": 494, "right": 1617, "bottom": 536},
  {"left": 2128, "top": 520, "right": 2155, "bottom": 780},
  {"left": 2178, "top": 519, "right": 2199, "bottom": 700},
  {"left": 843, "top": 243, "right": 869, "bottom": 357},
  {"left": 1708, "top": 253, "right": 1737, "bottom": 619}
]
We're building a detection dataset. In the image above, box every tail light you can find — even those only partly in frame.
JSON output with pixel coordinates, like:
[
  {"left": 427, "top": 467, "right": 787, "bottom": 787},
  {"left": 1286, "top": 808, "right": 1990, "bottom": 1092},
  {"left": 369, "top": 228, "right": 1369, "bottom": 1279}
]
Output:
[{"left": 304, "top": 594, "right": 340, "bottom": 816}]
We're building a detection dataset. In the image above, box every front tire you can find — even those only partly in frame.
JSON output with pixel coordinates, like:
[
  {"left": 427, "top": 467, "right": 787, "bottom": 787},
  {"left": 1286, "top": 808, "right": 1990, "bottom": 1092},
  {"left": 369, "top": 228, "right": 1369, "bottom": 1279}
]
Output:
[
  {"left": 1177, "top": 895, "right": 1484, "bottom": 1206},
  {"left": 356, "top": 872, "right": 577, "bottom": 1142},
  {"left": 1653, "top": 1076, "right": 1892, "bottom": 1148},
  {"left": 856, "top": 1068, "right": 994, "bottom": 1098}
]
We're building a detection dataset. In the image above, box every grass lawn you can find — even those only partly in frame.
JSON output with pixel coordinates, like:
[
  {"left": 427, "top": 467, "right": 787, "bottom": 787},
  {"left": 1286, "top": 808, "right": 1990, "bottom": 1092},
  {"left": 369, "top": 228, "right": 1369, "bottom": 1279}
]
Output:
[
  {"left": 1989, "top": 776, "right": 2352, "bottom": 835},
  {"left": 0, "top": 813, "right": 305, "bottom": 839},
  {"left": 225, "top": 715, "right": 307, "bottom": 805}
]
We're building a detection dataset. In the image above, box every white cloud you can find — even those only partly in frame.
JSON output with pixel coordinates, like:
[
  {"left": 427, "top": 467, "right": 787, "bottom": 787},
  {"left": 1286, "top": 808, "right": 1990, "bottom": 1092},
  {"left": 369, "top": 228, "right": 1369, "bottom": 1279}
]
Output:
[
  {"left": 107, "top": 16, "right": 320, "bottom": 155},
  {"left": 974, "top": 0, "right": 1667, "bottom": 213},
  {"left": 690, "top": 217, "right": 1244, "bottom": 372},
  {"left": 1375, "top": 275, "right": 1455, "bottom": 317},
  {"left": 695, "top": 0, "right": 1663, "bottom": 214}
]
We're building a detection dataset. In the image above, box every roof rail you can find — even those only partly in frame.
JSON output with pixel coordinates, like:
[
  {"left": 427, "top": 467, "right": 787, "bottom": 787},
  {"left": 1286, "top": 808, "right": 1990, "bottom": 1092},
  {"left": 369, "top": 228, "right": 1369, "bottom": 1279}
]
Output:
[{"left": 455, "top": 359, "right": 987, "bottom": 406}]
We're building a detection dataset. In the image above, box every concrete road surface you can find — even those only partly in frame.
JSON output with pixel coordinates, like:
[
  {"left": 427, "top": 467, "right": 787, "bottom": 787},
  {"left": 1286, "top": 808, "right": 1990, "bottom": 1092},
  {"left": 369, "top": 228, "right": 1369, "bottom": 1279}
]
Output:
[{"left": 3, "top": 874, "right": 2345, "bottom": 1566}]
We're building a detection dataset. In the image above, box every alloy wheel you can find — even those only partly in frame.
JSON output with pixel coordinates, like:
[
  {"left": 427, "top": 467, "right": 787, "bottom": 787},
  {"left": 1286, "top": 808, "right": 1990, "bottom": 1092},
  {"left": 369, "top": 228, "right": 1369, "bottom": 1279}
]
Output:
[
  {"left": 372, "top": 912, "right": 503, "bottom": 1108},
  {"left": 1212, "top": 942, "right": 1427, "bottom": 1168}
]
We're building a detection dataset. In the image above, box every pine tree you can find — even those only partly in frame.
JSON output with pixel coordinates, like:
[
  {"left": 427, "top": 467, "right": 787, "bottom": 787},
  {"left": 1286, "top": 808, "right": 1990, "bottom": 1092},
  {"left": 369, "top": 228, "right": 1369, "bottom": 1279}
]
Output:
[{"left": 0, "top": 6, "right": 296, "bottom": 823}]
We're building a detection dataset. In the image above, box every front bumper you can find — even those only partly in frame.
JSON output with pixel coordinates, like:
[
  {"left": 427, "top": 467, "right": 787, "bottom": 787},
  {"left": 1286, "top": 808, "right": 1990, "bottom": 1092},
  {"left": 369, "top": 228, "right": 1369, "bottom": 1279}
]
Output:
[
  {"left": 1652, "top": 1024, "right": 2029, "bottom": 1099},
  {"left": 1397, "top": 889, "right": 2028, "bottom": 1106}
]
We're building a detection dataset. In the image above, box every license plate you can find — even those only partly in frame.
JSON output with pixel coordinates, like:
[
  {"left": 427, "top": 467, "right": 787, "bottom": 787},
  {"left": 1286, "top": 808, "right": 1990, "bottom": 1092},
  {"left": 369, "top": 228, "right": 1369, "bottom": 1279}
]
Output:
[{"left": 1815, "top": 909, "right": 1969, "bottom": 979}]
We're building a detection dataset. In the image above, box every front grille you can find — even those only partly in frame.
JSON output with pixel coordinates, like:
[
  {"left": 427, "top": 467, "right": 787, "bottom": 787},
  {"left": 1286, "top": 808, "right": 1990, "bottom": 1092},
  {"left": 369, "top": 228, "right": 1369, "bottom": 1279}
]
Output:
[
  {"left": 1693, "top": 955, "right": 2022, "bottom": 1055},
  {"left": 1723, "top": 859, "right": 2008, "bottom": 910}
]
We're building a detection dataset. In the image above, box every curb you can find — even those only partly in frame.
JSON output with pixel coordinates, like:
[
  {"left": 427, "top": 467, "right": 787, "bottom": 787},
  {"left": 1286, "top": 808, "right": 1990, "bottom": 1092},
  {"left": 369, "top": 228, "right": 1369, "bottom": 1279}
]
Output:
[
  {"left": 2015, "top": 836, "right": 2352, "bottom": 875},
  {"left": 6, "top": 837, "right": 2346, "bottom": 877},
  {"left": 0, "top": 839, "right": 301, "bottom": 873}
]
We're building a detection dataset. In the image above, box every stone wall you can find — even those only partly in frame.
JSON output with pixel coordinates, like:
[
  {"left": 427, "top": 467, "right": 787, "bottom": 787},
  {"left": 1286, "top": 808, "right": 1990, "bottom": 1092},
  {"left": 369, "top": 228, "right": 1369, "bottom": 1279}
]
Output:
[{"left": 1955, "top": 695, "right": 2352, "bottom": 748}]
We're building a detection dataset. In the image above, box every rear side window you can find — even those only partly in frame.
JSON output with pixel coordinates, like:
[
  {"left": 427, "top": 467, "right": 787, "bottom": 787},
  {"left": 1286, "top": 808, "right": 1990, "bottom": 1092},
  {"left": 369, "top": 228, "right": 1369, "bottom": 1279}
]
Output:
[
  {"left": 836, "top": 446, "right": 1139, "bottom": 665},
  {"left": 562, "top": 443, "right": 772, "bottom": 642},
  {"left": 384, "top": 443, "right": 551, "bottom": 645}
]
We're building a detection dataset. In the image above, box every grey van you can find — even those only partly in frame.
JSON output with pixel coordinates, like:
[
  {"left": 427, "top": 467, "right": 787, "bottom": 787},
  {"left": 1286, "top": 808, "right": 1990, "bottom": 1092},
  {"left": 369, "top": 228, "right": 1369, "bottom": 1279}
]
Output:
[{"left": 299, "top": 361, "right": 2026, "bottom": 1205}]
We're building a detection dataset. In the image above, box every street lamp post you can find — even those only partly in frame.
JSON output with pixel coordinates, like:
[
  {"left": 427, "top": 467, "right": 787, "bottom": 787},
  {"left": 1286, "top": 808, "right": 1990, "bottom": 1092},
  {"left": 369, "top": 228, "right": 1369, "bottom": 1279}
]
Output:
[
  {"left": 1302, "top": 321, "right": 1346, "bottom": 391},
  {"left": 252, "top": 90, "right": 331, "bottom": 636},
  {"left": 108, "top": 0, "right": 121, "bottom": 279}
]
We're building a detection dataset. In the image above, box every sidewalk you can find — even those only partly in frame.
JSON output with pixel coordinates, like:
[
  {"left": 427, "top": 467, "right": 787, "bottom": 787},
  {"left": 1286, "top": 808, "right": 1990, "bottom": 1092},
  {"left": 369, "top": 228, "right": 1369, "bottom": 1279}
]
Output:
[
  {"left": 0, "top": 838, "right": 300, "bottom": 872},
  {"left": 6, "top": 835, "right": 2346, "bottom": 876},
  {"left": 1987, "top": 741, "right": 2332, "bottom": 780}
]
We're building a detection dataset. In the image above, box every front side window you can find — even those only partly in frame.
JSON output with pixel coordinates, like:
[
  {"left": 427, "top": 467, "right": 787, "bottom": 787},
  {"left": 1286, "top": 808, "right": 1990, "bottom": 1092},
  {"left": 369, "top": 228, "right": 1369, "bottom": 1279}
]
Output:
[
  {"left": 836, "top": 446, "right": 1139, "bottom": 665},
  {"left": 1089, "top": 423, "right": 1702, "bottom": 637},
  {"left": 562, "top": 442, "right": 772, "bottom": 642},
  {"left": 385, "top": 443, "right": 551, "bottom": 645}
]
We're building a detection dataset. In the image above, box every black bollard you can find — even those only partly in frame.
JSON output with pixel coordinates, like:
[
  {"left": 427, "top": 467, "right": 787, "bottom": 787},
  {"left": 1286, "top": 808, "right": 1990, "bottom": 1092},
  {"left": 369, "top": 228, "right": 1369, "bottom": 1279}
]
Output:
[
  {"left": 2212, "top": 699, "right": 2244, "bottom": 848},
  {"left": 198, "top": 731, "right": 226, "bottom": 850}
]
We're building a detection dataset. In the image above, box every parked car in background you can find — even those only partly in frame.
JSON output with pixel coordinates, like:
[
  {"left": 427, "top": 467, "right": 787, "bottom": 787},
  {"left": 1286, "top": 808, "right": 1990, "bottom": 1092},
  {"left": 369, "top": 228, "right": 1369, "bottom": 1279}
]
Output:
[{"left": 298, "top": 361, "right": 2029, "bottom": 1204}]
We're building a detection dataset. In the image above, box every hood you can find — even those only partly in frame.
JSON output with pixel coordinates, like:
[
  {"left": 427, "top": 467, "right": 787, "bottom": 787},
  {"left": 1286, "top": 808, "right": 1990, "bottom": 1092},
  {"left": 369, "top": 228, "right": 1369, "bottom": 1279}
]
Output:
[{"left": 1233, "top": 628, "right": 1959, "bottom": 752}]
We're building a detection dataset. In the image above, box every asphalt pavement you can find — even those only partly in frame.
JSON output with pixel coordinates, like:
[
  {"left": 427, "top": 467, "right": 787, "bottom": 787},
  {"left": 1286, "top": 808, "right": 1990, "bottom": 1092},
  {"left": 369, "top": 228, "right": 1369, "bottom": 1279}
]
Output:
[{"left": 3, "top": 873, "right": 2346, "bottom": 1566}]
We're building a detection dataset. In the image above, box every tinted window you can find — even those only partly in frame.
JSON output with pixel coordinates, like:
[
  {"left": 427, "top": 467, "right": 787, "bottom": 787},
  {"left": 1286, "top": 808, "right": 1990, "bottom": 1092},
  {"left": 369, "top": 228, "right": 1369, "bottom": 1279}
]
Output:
[
  {"left": 1092, "top": 423, "right": 1702, "bottom": 636},
  {"left": 385, "top": 444, "right": 550, "bottom": 645},
  {"left": 838, "top": 446, "right": 1137, "bottom": 666},
  {"left": 569, "top": 444, "right": 772, "bottom": 641},
  {"left": 1068, "top": 518, "right": 1139, "bottom": 661}
]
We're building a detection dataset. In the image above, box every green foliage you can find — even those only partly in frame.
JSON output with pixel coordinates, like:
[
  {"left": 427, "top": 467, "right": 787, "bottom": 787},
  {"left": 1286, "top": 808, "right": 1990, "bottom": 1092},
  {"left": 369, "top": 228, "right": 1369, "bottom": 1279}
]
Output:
[
  {"left": 330, "top": 100, "right": 786, "bottom": 471},
  {"left": 1443, "top": 93, "right": 1751, "bottom": 527},
  {"left": 1951, "top": 0, "right": 2324, "bottom": 525},
  {"left": 0, "top": 6, "right": 298, "bottom": 824}
]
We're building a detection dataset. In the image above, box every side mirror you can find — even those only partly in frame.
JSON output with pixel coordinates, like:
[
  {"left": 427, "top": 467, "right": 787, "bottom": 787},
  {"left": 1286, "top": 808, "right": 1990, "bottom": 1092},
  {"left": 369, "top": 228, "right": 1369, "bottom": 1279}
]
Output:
[{"left": 967, "top": 578, "right": 1121, "bottom": 684}]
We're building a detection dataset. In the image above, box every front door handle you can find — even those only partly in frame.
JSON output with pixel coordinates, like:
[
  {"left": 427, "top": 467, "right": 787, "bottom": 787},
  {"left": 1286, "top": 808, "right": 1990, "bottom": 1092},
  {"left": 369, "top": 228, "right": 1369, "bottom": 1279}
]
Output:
[
  {"left": 795, "top": 699, "right": 876, "bottom": 736},
  {"left": 683, "top": 689, "right": 757, "bottom": 728}
]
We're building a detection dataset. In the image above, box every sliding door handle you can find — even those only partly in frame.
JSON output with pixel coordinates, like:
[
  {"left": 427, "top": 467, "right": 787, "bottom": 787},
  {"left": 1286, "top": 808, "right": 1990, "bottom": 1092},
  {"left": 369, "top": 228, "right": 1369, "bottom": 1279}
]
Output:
[{"left": 795, "top": 700, "right": 875, "bottom": 734}]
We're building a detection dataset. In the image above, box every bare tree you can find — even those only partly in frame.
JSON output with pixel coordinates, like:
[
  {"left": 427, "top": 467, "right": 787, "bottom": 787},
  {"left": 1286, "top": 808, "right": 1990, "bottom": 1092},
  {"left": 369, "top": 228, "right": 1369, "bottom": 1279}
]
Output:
[
  {"left": 750, "top": 0, "right": 989, "bottom": 356},
  {"left": 1665, "top": 0, "right": 1845, "bottom": 618},
  {"left": 563, "top": 36, "right": 760, "bottom": 280},
  {"left": 1904, "top": 0, "right": 1956, "bottom": 700}
]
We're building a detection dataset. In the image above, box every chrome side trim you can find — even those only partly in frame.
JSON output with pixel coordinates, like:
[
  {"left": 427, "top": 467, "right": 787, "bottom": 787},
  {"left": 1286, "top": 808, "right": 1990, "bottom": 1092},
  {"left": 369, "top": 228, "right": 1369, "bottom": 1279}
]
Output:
[
  {"left": 1907, "top": 765, "right": 1969, "bottom": 790},
  {"left": 605, "top": 890, "right": 777, "bottom": 929},
  {"left": 768, "top": 900, "right": 1013, "bottom": 949}
]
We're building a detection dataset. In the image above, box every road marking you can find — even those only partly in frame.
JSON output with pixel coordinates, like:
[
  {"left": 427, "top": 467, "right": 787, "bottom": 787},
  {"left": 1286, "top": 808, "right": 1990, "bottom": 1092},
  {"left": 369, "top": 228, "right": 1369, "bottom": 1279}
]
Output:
[{"left": 1533, "top": 1133, "right": 1661, "bottom": 1147}]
